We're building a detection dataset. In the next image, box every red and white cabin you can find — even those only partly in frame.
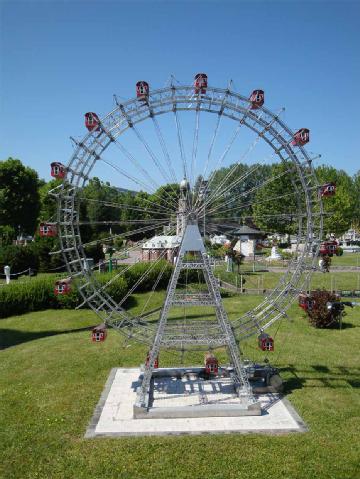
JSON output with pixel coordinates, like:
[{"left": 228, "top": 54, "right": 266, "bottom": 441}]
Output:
[
  {"left": 39, "top": 223, "right": 57, "bottom": 238},
  {"left": 292, "top": 128, "right": 310, "bottom": 146},
  {"left": 319, "top": 240, "right": 338, "bottom": 256},
  {"left": 298, "top": 292, "right": 313, "bottom": 311},
  {"left": 50, "top": 162, "right": 66, "bottom": 179},
  {"left": 320, "top": 182, "right": 336, "bottom": 197},
  {"left": 194, "top": 73, "right": 208, "bottom": 94},
  {"left": 145, "top": 352, "right": 159, "bottom": 368},
  {"left": 85, "top": 112, "right": 101, "bottom": 132},
  {"left": 92, "top": 323, "right": 107, "bottom": 342},
  {"left": 258, "top": 333, "right": 274, "bottom": 351},
  {"left": 204, "top": 352, "right": 219, "bottom": 376},
  {"left": 54, "top": 278, "right": 72, "bottom": 295},
  {"left": 136, "top": 81, "right": 149, "bottom": 100},
  {"left": 249, "top": 89, "right": 264, "bottom": 109}
]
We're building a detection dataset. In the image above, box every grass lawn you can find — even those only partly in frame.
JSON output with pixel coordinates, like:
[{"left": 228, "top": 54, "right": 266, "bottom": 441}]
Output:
[
  {"left": 1, "top": 292, "right": 359, "bottom": 479},
  {"left": 331, "top": 252, "right": 360, "bottom": 267},
  {"left": 216, "top": 267, "right": 360, "bottom": 292}
]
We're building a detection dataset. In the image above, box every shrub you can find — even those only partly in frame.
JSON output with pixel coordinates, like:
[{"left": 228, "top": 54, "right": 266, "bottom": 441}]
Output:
[
  {"left": 84, "top": 243, "right": 105, "bottom": 264},
  {"left": 0, "top": 244, "right": 39, "bottom": 275},
  {"left": 336, "top": 246, "right": 344, "bottom": 256},
  {"left": 0, "top": 276, "right": 57, "bottom": 318},
  {"left": 306, "top": 289, "right": 342, "bottom": 328},
  {"left": 0, "top": 273, "right": 128, "bottom": 318},
  {"left": 123, "top": 260, "right": 173, "bottom": 291}
]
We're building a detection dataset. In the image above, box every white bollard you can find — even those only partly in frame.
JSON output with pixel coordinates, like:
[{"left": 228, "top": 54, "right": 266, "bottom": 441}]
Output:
[{"left": 4, "top": 265, "right": 10, "bottom": 284}]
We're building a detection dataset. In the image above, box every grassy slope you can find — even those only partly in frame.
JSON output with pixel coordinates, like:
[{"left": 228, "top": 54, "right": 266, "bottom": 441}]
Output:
[
  {"left": 216, "top": 268, "right": 360, "bottom": 292},
  {"left": 1, "top": 296, "right": 360, "bottom": 479}
]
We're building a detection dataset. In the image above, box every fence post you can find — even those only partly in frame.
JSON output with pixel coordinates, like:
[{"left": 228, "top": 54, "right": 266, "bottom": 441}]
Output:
[{"left": 4, "top": 265, "right": 10, "bottom": 284}]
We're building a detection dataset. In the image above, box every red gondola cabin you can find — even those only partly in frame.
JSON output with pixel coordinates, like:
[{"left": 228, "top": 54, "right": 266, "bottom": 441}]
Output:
[
  {"left": 258, "top": 333, "right": 274, "bottom": 351},
  {"left": 50, "top": 162, "right": 66, "bottom": 179},
  {"left": 292, "top": 128, "right": 310, "bottom": 146},
  {"left": 39, "top": 223, "right": 57, "bottom": 238},
  {"left": 85, "top": 112, "right": 100, "bottom": 132},
  {"left": 92, "top": 323, "right": 107, "bottom": 342},
  {"left": 299, "top": 292, "right": 313, "bottom": 311},
  {"left": 145, "top": 352, "right": 158, "bottom": 368},
  {"left": 136, "top": 81, "right": 149, "bottom": 100},
  {"left": 54, "top": 278, "right": 72, "bottom": 295},
  {"left": 204, "top": 352, "right": 219, "bottom": 376},
  {"left": 194, "top": 73, "right": 208, "bottom": 94},
  {"left": 319, "top": 240, "right": 338, "bottom": 257},
  {"left": 320, "top": 182, "right": 336, "bottom": 197},
  {"left": 250, "top": 89, "right": 264, "bottom": 109}
]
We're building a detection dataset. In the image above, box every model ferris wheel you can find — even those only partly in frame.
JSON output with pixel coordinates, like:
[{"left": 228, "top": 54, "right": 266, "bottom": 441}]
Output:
[{"left": 45, "top": 74, "right": 329, "bottom": 414}]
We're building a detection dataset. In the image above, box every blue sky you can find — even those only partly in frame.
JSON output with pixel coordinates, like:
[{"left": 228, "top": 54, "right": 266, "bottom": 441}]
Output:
[{"left": 1, "top": 0, "right": 359, "bottom": 189}]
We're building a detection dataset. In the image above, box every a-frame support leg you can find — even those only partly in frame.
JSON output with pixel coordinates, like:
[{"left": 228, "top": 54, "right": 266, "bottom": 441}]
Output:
[
  {"left": 201, "top": 253, "right": 255, "bottom": 401},
  {"left": 135, "top": 255, "right": 184, "bottom": 411}
]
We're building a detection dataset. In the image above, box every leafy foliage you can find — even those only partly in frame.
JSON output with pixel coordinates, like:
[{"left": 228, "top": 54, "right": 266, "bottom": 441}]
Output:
[
  {"left": 0, "top": 244, "right": 40, "bottom": 274},
  {"left": 0, "top": 158, "right": 41, "bottom": 235},
  {"left": 206, "top": 163, "right": 272, "bottom": 223},
  {"left": 306, "top": 289, "right": 342, "bottom": 328},
  {"left": 316, "top": 165, "right": 354, "bottom": 236},
  {"left": 253, "top": 161, "right": 303, "bottom": 234}
]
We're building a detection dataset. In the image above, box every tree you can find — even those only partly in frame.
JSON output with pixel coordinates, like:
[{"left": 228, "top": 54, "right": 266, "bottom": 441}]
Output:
[
  {"left": 38, "top": 178, "right": 62, "bottom": 221},
  {"left": 80, "top": 177, "right": 122, "bottom": 241},
  {"left": 316, "top": 165, "right": 354, "bottom": 236},
  {"left": 253, "top": 162, "right": 302, "bottom": 234},
  {"left": 0, "top": 158, "right": 41, "bottom": 235},
  {"left": 352, "top": 170, "right": 360, "bottom": 230},
  {"left": 207, "top": 163, "right": 272, "bottom": 223}
]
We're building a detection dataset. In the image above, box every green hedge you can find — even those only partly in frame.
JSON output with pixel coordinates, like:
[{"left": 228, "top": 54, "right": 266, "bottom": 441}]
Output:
[
  {"left": 0, "top": 259, "right": 227, "bottom": 318},
  {"left": 0, "top": 274, "right": 128, "bottom": 319},
  {"left": 0, "top": 277, "right": 57, "bottom": 318},
  {"left": 0, "top": 261, "right": 170, "bottom": 318}
]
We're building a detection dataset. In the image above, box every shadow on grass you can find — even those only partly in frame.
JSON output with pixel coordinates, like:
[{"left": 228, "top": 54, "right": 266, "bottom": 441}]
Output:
[
  {"left": 0, "top": 326, "right": 96, "bottom": 350},
  {"left": 280, "top": 364, "right": 360, "bottom": 393}
]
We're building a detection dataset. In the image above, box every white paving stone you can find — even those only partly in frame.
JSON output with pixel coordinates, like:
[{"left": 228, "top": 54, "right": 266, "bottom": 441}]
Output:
[{"left": 87, "top": 368, "right": 307, "bottom": 437}]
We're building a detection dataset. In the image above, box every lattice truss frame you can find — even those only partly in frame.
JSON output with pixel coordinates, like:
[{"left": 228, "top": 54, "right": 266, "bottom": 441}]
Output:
[{"left": 53, "top": 84, "right": 324, "bottom": 348}]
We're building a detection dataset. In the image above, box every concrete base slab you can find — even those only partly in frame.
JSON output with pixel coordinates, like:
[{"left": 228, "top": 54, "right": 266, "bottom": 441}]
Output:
[
  {"left": 134, "top": 367, "right": 261, "bottom": 418},
  {"left": 85, "top": 368, "right": 308, "bottom": 437}
]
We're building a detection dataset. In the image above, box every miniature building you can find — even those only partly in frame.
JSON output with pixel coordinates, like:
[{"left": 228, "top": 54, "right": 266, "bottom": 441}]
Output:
[
  {"left": 258, "top": 333, "right": 274, "bottom": 351},
  {"left": 292, "top": 128, "right": 310, "bottom": 146},
  {"left": 13, "top": 234, "right": 34, "bottom": 246},
  {"left": 231, "top": 225, "right": 264, "bottom": 258},
  {"left": 194, "top": 73, "right": 208, "bottom": 94},
  {"left": 145, "top": 352, "right": 158, "bottom": 368},
  {"left": 210, "top": 234, "right": 229, "bottom": 246},
  {"left": 85, "top": 112, "right": 100, "bottom": 131},
  {"left": 249, "top": 89, "right": 264, "bottom": 109},
  {"left": 54, "top": 278, "right": 72, "bottom": 295},
  {"left": 136, "top": 81, "right": 149, "bottom": 100},
  {"left": 320, "top": 182, "right": 336, "bottom": 197},
  {"left": 204, "top": 352, "right": 219, "bottom": 376},
  {"left": 319, "top": 240, "right": 338, "bottom": 256},
  {"left": 50, "top": 162, "right": 66, "bottom": 179},
  {"left": 39, "top": 223, "right": 57, "bottom": 238},
  {"left": 142, "top": 235, "right": 181, "bottom": 263},
  {"left": 92, "top": 323, "right": 107, "bottom": 342}
]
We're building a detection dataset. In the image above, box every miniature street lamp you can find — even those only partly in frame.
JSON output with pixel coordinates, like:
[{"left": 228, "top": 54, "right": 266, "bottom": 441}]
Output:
[{"left": 103, "top": 244, "right": 116, "bottom": 272}]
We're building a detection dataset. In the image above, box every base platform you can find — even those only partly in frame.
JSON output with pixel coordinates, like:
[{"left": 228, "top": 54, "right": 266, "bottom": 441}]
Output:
[{"left": 85, "top": 368, "right": 308, "bottom": 437}]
